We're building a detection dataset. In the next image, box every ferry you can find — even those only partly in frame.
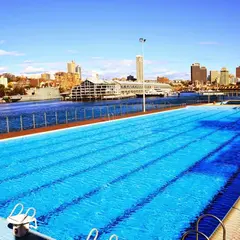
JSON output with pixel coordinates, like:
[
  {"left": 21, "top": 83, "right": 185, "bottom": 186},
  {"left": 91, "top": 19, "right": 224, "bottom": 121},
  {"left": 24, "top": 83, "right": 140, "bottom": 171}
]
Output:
[{"left": 136, "top": 89, "right": 165, "bottom": 98}]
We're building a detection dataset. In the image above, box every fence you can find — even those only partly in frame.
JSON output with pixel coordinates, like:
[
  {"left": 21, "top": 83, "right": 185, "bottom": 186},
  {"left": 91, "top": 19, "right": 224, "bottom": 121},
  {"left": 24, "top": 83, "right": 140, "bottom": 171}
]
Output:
[{"left": 0, "top": 101, "right": 194, "bottom": 134}]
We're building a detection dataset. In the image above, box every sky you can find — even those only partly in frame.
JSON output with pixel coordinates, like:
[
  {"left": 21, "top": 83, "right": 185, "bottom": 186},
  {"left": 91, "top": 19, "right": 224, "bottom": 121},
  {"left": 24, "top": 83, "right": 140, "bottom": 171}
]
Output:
[{"left": 1, "top": 0, "right": 240, "bottom": 80}]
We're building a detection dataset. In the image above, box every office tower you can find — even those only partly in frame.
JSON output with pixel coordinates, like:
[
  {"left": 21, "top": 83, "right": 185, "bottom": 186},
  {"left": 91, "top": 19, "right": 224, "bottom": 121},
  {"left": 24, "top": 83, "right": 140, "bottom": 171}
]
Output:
[
  {"left": 136, "top": 55, "right": 143, "bottom": 82},
  {"left": 220, "top": 67, "right": 229, "bottom": 85},
  {"left": 200, "top": 67, "right": 207, "bottom": 84},
  {"left": 191, "top": 63, "right": 201, "bottom": 85},
  {"left": 236, "top": 66, "right": 240, "bottom": 78},
  {"left": 75, "top": 65, "right": 82, "bottom": 80},
  {"left": 67, "top": 60, "right": 76, "bottom": 73},
  {"left": 210, "top": 71, "right": 220, "bottom": 83},
  {"left": 229, "top": 74, "right": 236, "bottom": 84},
  {"left": 41, "top": 73, "right": 51, "bottom": 80}
]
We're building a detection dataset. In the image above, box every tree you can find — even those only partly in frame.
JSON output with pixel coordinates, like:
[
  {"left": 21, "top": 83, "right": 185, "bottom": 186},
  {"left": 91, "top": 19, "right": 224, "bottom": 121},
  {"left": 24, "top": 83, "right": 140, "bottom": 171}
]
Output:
[
  {"left": 7, "top": 82, "right": 14, "bottom": 89},
  {"left": 8, "top": 86, "right": 26, "bottom": 96},
  {"left": 2, "top": 73, "right": 16, "bottom": 82},
  {"left": 59, "top": 87, "right": 66, "bottom": 93},
  {"left": 0, "top": 84, "right": 5, "bottom": 97}
]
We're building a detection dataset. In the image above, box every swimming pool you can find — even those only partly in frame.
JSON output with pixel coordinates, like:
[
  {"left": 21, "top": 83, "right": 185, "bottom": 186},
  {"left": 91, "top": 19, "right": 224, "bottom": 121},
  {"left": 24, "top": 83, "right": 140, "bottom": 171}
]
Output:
[{"left": 0, "top": 106, "right": 239, "bottom": 239}]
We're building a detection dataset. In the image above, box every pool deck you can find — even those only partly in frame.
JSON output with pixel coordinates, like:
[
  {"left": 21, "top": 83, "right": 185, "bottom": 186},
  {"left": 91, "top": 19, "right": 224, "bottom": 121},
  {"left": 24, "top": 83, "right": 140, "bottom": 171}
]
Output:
[
  {"left": 0, "top": 105, "right": 186, "bottom": 140},
  {"left": 0, "top": 218, "right": 55, "bottom": 240},
  {"left": 210, "top": 197, "right": 240, "bottom": 240}
]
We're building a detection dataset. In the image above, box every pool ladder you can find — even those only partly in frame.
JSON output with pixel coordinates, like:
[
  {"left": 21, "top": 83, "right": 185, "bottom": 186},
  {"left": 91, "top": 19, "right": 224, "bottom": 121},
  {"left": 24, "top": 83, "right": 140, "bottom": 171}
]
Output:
[
  {"left": 108, "top": 113, "right": 115, "bottom": 121},
  {"left": 86, "top": 228, "right": 118, "bottom": 240},
  {"left": 181, "top": 214, "right": 226, "bottom": 240}
]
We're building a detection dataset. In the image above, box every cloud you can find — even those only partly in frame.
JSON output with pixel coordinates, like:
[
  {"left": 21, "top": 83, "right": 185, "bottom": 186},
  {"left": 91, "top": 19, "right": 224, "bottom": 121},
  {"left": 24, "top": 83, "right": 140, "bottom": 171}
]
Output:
[
  {"left": 67, "top": 50, "right": 79, "bottom": 54},
  {"left": 19, "top": 61, "right": 65, "bottom": 68},
  {"left": 141, "top": 68, "right": 190, "bottom": 80},
  {"left": 0, "top": 40, "right": 5, "bottom": 44},
  {"left": 0, "top": 67, "right": 7, "bottom": 73},
  {"left": 22, "top": 66, "right": 45, "bottom": 75},
  {"left": 198, "top": 41, "right": 219, "bottom": 45},
  {"left": 91, "top": 56, "right": 104, "bottom": 60},
  {"left": 81, "top": 58, "right": 175, "bottom": 80},
  {"left": 0, "top": 49, "right": 24, "bottom": 56},
  {"left": 23, "top": 60, "right": 34, "bottom": 63},
  {"left": 161, "top": 71, "right": 190, "bottom": 80},
  {"left": 17, "top": 58, "right": 187, "bottom": 80}
]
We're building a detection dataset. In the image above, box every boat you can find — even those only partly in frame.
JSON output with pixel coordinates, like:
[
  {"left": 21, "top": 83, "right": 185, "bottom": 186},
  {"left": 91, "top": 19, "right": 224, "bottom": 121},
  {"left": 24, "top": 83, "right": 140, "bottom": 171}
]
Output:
[
  {"left": 11, "top": 96, "right": 22, "bottom": 102},
  {"left": 136, "top": 89, "right": 165, "bottom": 98},
  {"left": 2, "top": 96, "right": 22, "bottom": 103}
]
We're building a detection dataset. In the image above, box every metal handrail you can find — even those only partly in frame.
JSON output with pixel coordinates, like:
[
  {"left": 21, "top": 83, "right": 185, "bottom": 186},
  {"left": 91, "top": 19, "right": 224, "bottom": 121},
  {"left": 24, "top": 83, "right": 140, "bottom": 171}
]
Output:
[
  {"left": 86, "top": 228, "right": 99, "bottom": 240},
  {"left": 109, "top": 234, "right": 118, "bottom": 240},
  {"left": 196, "top": 214, "right": 226, "bottom": 240},
  {"left": 181, "top": 230, "right": 209, "bottom": 240},
  {"left": 8, "top": 203, "right": 24, "bottom": 219}
]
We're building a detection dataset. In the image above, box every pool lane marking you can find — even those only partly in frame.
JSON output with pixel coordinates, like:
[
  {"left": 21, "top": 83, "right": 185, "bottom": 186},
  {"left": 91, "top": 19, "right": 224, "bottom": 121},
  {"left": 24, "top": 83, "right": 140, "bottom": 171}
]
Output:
[
  {"left": 37, "top": 116, "right": 240, "bottom": 225},
  {"left": 0, "top": 108, "right": 199, "bottom": 154},
  {"left": 0, "top": 109, "right": 196, "bottom": 159},
  {"left": 0, "top": 111, "right": 230, "bottom": 208},
  {"left": 186, "top": 137, "right": 240, "bottom": 236},
  {"left": 0, "top": 109, "right": 228, "bottom": 186},
  {"left": 0, "top": 110, "right": 207, "bottom": 171},
  {"left": 0, "top": 110, "right": 200, "bottom": 167},
  {"left": 73, "top": 133, "right": 240, "bottom": 240}
]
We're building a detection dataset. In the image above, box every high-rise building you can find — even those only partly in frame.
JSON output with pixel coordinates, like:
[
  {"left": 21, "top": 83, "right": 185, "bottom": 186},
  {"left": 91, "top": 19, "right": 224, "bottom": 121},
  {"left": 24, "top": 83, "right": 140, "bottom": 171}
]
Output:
[
  {"left": 236, "top": 66, "right": 240, "bottom": 78},
  {"left": 67, "top": 60, "right": 76, "bottom": 73},
  {"left": 75, "top": 65, "right": 82, "bottom": 80},
  {"left": 220, "top": 67, "right": 229, "bottom": 85},
  {"left": 191, "top": 63, "right": 201, "bottom": 85},
  {"left": 191, "top": 63, "right": 208, "bottom": 85},
  {"left": 210, "top": 71, "right": 220, "bottom": 83},
  {"left": 41, "top": 73, "right": 51, "bottom": 80},
  {"left": 229, "top": 74, "right": 237, "bottom": 84},
  {"left": 136, "top": 55, "right": 143, "bottom": 82},
  {"left": 200, "top": 67, "right": 207, "bottom": 85}
]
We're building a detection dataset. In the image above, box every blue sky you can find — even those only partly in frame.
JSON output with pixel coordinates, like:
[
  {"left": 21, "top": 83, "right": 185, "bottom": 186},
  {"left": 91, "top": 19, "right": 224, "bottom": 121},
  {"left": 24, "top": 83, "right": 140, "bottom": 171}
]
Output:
[{"left": 1, "top": 0, "right": 240, "bottom": 80}]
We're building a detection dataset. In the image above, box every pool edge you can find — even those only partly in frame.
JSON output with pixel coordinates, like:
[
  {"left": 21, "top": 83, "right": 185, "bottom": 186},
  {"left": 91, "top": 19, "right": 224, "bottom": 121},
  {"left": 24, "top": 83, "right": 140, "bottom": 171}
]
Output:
[{"left": 0, "top": 105, "right": 187, "bottom": 142}]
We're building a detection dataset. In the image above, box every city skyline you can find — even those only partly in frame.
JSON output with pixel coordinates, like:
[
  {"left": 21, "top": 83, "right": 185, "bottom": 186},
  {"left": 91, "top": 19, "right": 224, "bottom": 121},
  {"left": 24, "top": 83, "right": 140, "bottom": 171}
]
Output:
[{"left": 1, "top": 0, "right": 240, "bottom": 79}]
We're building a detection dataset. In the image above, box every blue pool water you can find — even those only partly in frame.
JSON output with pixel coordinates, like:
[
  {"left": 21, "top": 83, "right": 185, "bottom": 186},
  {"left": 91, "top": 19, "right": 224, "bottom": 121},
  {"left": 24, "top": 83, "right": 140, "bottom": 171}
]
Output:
[{"left": 0, "top": 106, "right": 239, "bottom": 239}]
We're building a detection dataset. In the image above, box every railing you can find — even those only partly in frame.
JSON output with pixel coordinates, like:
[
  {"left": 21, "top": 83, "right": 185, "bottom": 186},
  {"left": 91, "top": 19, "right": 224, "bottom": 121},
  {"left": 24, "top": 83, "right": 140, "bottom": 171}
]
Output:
[
  {"left": 86, "top": 228, "right": 118, "bottom": 240},
  {"left": 181, "top": 230, "right": 210, "bottom": 240},
  {"left": 196, "top": 214, "right": 226, "bottom": 240},
  {"left": 0, "top": 100, "right": 201, "bottom": 134},
  {"left": 182, "top": 213, "right": 226, "bottom": 240}
]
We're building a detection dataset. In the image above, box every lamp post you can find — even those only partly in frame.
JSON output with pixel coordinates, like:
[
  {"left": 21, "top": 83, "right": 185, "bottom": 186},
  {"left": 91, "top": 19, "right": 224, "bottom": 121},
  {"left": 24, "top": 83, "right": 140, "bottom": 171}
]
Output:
[{"left": 139, "top": 38, "right": 146, "bottom": 112}]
